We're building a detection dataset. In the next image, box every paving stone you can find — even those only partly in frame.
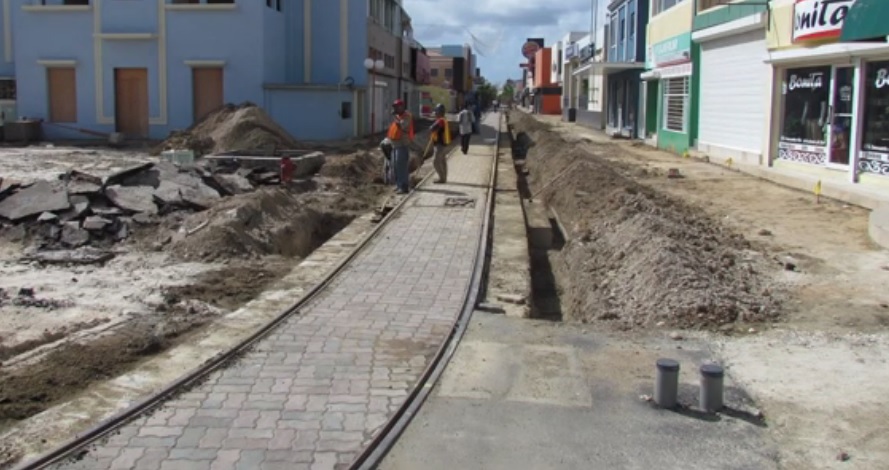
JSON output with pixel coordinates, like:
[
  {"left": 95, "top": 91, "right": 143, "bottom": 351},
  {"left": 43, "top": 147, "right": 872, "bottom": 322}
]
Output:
[{"left": 50, "top": 116, "right": 501, "bottom": 469}]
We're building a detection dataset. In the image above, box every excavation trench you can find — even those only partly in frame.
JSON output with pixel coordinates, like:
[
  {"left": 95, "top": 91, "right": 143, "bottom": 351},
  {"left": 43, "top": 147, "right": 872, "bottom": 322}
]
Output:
[{"left": 506, "top": 111, "right": 782, "bottom": 331}]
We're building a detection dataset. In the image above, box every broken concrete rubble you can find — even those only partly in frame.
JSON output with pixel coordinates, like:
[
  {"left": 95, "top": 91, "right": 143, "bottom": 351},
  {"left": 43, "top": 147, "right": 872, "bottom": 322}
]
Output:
[
  {"left": 82, "top": 216, "right": 111, "bottom": 231},
  {"left": 105, "top": 185, "right": 158, "bottom": 214},
  {"left": 0, "top": 180, "right": 71, "bottom": 221},
  {"left": 23, "top": 247, "right": 115, "bottom": 265},
  {"left": 61, "top": 222, "right": 90, "bottom": 248},
  {"left": 0, "top": 144, "right": 333, "bottom": 256}
]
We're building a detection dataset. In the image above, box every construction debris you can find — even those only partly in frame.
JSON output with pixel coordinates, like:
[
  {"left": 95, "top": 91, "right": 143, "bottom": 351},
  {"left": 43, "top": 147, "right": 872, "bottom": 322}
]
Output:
[
  {"left": 153, "top": 102, "right": 299, "bottom": 156},
  {"left": 0, "top": 150, "right": 332, "bottom": 253}
]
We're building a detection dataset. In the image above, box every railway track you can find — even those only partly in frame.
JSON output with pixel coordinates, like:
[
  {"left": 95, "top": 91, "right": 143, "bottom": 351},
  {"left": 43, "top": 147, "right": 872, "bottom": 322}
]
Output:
[{"left": 13, "top": 112, "right": 502, "bottom": 470}]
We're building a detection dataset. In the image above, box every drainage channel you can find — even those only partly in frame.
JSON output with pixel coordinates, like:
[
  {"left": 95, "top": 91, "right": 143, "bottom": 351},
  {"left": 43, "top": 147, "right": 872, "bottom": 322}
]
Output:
[{"left": 509, "top": 123, "right": 565, "bottom": 321}]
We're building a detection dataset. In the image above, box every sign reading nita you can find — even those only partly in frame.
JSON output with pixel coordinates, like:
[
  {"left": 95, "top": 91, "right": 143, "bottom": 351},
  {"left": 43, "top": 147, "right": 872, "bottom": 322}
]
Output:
[{"left": 792, "top": 0, "right": 856, "bottom": 43}]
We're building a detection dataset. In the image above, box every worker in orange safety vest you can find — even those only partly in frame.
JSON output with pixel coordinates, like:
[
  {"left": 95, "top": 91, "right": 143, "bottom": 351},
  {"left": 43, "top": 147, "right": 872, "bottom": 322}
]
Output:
[
  {"left": 428, "top": 103, "right": 452, "bottom": 183},
  {"left": 387, "top": 99, "right": 415, "bottom": 194}
]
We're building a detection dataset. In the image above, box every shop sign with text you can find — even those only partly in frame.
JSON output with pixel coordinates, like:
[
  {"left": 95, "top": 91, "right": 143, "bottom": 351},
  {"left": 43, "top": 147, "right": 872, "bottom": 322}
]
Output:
[
  {"left": 646, "top": 32, "right": 691, "bottom": 69},
  {"left": 792, "top": 0, "right": 857, "bottom": 43}
]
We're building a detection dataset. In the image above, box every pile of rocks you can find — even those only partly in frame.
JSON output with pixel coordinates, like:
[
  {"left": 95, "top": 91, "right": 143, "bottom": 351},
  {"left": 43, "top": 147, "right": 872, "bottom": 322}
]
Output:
[{"left": 0, "top": 160, "right": 261, "bottom": 250}]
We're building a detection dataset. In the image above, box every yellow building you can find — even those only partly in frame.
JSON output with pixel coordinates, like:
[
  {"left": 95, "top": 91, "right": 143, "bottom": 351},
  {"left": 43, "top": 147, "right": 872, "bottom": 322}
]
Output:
[{"left": 764, "top": 0, "right": 889, "bottom": 189}]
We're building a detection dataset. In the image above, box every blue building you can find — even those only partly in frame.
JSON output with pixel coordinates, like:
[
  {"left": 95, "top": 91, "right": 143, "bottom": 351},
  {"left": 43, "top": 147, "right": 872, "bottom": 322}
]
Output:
[
  {"left": 602, "top": 0, "right": 648, "bottom": 138},
  {"left": 6, "top": 0, "right": 415, "bottom": 142}
]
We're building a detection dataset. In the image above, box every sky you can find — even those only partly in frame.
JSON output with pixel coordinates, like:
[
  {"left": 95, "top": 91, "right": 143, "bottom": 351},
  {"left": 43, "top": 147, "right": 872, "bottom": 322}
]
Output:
[{"left": 407, "top": 0, "right": 609, "bottom": 85}]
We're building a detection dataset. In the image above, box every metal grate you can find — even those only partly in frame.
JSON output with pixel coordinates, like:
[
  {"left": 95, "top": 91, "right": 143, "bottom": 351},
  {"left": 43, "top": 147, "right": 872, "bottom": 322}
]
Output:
[{"left": 663, "top": 77, "right": 689, "bottom": 133}]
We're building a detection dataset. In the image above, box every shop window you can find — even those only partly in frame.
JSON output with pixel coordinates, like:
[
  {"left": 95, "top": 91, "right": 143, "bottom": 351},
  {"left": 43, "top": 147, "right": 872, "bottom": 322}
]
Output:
[
  {"left": 778, "top": 66, "right": 831, "bottom": 164},
  {"left": 0, "top": 79, "right": 16, "bottom": 101},
  {"left": 663, "top": 77, "right": 688, "bottom": 133},
  {"left": 861, "top": 60, "right": 889, "bottom": 175}
]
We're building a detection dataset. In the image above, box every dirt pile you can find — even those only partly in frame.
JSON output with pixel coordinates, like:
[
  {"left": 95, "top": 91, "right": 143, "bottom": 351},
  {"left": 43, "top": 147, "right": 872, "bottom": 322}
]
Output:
[
  {"left": 319, "top": 150, "right": 384, "bottom": 185},
  {"left": 154, "top": 102, "right": 299, "bottom": 156},
  {"left": 509, "top": 111, "right": 781, "bottom": 330},
  {"left": 167, "top": 187, "right": 352, "bottom": 262}
]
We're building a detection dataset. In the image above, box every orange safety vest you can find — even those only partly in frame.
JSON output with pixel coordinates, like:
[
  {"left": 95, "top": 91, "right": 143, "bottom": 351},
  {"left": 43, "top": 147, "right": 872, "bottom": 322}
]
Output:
[
  {"left": 432, "top": 118, "right": 452, "bottom": 145},
  {"left": 387, "top": 112, "right": 415, "bottom": 141}
]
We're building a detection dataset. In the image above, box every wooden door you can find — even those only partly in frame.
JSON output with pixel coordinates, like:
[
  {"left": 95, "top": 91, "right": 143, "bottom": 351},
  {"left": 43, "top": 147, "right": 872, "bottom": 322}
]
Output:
[
  {"left": 114, "top": 68, "right": 149, "bottom": 138},
  {"left": 192, "top": 67, "right": 224, "bottom": 123},
  {"left": 48, "top": 68, "right": 77, "bottom": 122}
]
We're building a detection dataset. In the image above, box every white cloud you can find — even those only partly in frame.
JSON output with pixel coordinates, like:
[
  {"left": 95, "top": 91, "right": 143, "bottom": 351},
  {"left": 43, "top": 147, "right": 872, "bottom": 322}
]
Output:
[{"left": 406, "top": 0, "right": 608, "bottom": 83}]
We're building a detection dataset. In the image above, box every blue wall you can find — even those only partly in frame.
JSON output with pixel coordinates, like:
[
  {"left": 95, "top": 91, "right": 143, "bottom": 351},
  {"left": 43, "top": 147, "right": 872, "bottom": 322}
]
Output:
[
  {"left": 9, "top": 0, "right": 376, "bottom": 141},
  {"left": 606, "top": 0, "right": 648, "bottom": 63}
]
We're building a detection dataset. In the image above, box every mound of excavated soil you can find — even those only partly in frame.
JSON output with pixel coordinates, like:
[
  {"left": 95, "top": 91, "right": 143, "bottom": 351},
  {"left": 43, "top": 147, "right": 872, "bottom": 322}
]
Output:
[
  {"left": 510, "top": 112, "right": 781, "bottom": 330},
  {"left": 167, "top": 187, "right": 358, "bottom": 262},
  {"left": 319, "top": 150, "right": 384, "bottom": 185},
  {"left": 153, "top": 102, "right": 299, "bottom": 156}
]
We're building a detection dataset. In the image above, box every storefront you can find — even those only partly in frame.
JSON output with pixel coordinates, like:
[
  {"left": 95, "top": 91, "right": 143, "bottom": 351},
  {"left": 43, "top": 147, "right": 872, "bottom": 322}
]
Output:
[
  {"left": 692, "top": 10, "right": 769, "bottom": 165},
  {"left": 766, "top": 0, "right": 889, "bottom": 186},
  {"left": 642, "top": 31, "right": 698, "bottom": 154}
]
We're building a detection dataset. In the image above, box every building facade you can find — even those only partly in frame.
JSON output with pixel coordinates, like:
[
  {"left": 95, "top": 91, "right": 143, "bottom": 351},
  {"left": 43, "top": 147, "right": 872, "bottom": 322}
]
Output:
[
  {"left": 602, "top": 0, "right": 648, "bottom": 137},
  {"left": 764, "top": 0, "right": 889, "bottom": 190},
  {"left": 533, "top": 47, "right": 561, "bottom": 115},
  {"left": 642, "top": 0, "right": 698, "bottom": 153},
  {"left": 558, "top": 31, "right": 588, "bottom": 122},
  {"left": 571, "top": 33, "right": 607, "bottom": 129},
  {"left": 692, "top": 0, "right": 769, "bottom": 165},
  {"left": 9, "top": 0, "right": 420, "bottom": 142}
]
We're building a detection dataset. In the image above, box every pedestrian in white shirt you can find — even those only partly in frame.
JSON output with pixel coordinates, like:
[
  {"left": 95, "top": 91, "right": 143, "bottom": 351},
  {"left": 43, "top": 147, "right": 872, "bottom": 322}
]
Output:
[{"left": 457, "top": 103, "right": 475, "bottom": 155}]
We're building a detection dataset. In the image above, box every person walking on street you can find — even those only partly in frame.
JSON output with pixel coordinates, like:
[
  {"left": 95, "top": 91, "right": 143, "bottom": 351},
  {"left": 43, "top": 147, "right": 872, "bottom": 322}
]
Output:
[
  {"left": 428, "top": 103, "right": 451, "bottom": 183},
  {"left": 457, "top": 103, "right": 474, "bottom": 155},
  {"left": 472, "top": 102, "right": 481, "bottom": 134},
  {"left": 387, "top": 99, "right": 414, "bottom": 194}
]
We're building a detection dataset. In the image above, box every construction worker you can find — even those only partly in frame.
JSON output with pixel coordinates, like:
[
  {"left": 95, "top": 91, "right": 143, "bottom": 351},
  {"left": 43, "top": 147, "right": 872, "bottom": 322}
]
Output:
[
  {"left": 428, "top": 103, "right": 451, "bottom": 183},
  {"left": 388, "top": 99, "right": 414, "bottom": 194}
]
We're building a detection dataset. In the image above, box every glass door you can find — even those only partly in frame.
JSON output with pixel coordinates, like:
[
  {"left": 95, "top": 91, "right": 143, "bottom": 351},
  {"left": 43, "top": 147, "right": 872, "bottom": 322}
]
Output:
[{"left": 829, "top": 66, "right": 854, "bottom": 166}]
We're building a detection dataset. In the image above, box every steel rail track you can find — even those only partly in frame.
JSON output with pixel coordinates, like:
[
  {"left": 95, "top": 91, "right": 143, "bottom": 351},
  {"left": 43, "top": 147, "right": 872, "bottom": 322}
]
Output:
[
  {"left": 351, "top": 112, "right": 503, "bottom": 469},
  {"left": 13, "top": 124, "right": 480, "bottom": 470}
]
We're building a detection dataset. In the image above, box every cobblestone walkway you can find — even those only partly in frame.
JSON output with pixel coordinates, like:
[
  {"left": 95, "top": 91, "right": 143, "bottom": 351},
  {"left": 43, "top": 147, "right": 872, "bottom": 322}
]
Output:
[{"left": 52, "top": 115, "right": 499, "bottom": 470}]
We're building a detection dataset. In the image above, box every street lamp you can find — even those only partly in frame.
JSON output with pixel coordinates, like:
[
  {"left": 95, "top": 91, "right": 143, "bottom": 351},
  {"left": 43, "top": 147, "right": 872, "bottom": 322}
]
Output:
[{"left": 364, "top": 58, "right": 385, "bottom": 140}]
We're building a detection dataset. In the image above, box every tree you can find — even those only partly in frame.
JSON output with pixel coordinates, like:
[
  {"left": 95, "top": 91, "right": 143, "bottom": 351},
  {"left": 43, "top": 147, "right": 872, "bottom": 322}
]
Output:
[
  {"left": 476, "top": 79, "right": 498, "bottom": 109},
  {"left": 498, "top": 84, "right": 515, "bottom": 104}
]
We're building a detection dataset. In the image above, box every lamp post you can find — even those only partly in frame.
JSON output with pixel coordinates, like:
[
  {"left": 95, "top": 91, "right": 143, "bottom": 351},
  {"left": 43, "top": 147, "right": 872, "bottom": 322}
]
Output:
[{"left": 364, "top": 58, "right": 385, "bottom": 141}]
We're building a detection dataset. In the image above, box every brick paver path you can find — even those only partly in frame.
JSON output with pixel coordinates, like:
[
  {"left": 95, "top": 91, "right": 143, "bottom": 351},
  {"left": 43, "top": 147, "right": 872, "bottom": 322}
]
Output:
[{"left": 52, "top": 115, "right": 500, "bottom": 470}]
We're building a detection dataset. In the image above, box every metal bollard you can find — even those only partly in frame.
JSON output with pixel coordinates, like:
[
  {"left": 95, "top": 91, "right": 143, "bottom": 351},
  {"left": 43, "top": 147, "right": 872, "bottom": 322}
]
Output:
[
  {"left": 699, "top": 364, "right": 725, "bottom": 413},
  {"left": 654, "top": 358, "right": 680, "bottom": 408}
]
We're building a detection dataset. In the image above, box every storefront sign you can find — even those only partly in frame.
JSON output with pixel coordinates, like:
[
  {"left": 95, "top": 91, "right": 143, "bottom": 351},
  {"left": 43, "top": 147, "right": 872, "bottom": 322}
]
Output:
[
  {"left": 792, "top": 0, "right": 857, "bottom": 43},
  {"left": 647, "top": 33, "right": 691, "bottom": 69},
  {"left": 564, "top": 43, "right": 578, "bottom": 60},
  {"left": 521, "top": 41, "right": 541, "bottom": 60},
  {"left": 579, "top": 44, "right": 594, "bottom": 62}
]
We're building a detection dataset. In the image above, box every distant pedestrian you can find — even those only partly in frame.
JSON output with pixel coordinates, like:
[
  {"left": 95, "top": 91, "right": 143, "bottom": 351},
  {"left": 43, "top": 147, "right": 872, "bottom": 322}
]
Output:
[
  {"left": 472, "top": 102, "right": 481, "bottom": 134},
  {"left": 457, "top": 103, "right": 474, "bottom": 155},
  {"left": 387, "top": 99, "right": 414, "bottom": 194},
  {"left": 428, "top": 103, "right": 451, "bottom": 183}
]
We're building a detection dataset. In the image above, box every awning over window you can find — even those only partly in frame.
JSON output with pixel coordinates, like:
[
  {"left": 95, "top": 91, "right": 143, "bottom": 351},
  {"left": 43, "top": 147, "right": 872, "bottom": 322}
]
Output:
[{"left": 840, "top": 0, "right": 889, "bottom": 43}]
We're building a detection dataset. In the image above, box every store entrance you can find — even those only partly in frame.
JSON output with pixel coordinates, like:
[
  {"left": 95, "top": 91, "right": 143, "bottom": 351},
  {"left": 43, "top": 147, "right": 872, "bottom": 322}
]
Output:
[{"left": 828, "top": 66, "right": 854, "bottom": 166}]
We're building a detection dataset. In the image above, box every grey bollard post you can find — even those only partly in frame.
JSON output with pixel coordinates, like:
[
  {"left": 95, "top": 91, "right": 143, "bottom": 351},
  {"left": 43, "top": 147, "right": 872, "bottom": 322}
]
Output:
[
  {"left": 699, "top": 364, "right": 725, "bottom": 412},
  {"left": 654, "top": 358, "right": 680, "bottom": 408}
]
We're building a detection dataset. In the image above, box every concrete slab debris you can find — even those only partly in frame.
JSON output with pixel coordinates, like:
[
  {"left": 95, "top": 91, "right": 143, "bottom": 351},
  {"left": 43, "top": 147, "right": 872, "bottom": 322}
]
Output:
[
  {"left": 153, "top": 180, "right": 184, "bottom": 205},
  {"left": 37, "top": 212, "right": 58, "bottom": 222},
  {"left": 0, "top": 180, "right": 71, "bottom": 221},
  {"left": 104, "top": 185, "right": 158, "bottom": 214},
  {"left": 60, "top": 222, "right": 90, "bottom": 248},
  {"left": 82, "top": 216, "right": 111, "bottom": 231},
  {"left": 104, "top": 162, "right": 154, "bottom": 187},
  {"left": 213, "top": 173, "right": 254, "bottom": 195},
  {"left": 23, "top": 247, "right": 114, "bottom": 265}
]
